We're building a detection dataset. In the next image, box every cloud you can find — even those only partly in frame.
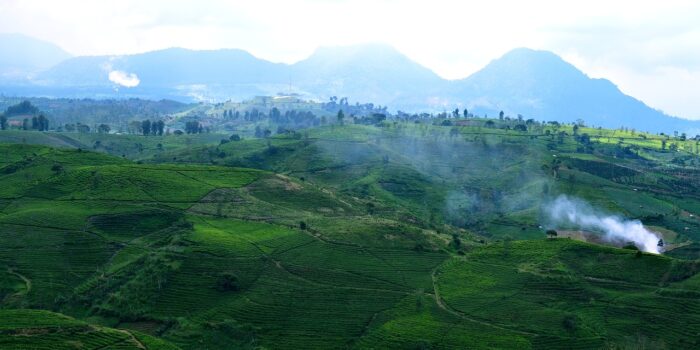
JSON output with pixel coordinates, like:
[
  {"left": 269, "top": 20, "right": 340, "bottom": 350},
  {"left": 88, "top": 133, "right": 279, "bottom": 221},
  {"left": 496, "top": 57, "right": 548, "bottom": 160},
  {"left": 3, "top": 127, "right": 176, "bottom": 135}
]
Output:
[
  {"left": 108, "top": 70, "right": 140, "bottom": 87},
  {"left": 0, "top": 0, "right": 699, "bottom": 118}
]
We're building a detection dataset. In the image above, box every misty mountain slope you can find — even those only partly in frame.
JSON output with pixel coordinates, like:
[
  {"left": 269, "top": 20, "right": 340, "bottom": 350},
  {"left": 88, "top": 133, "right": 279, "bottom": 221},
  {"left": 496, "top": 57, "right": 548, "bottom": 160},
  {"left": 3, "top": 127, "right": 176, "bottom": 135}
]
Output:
[
  {"left": 37, "top": 48, "right": 288, "bottom": 87},
  {"left": 0, "top": 33, "right": 71, "bottom": 80},
  {"left": 3, "top": 37, "right": 699, "bottom": 133},
  {"left": 456, "top": 48, "right": 694, "bottom": 132},
  {"left": 292, "top": 43, "right": 447, "bottom": 108}
]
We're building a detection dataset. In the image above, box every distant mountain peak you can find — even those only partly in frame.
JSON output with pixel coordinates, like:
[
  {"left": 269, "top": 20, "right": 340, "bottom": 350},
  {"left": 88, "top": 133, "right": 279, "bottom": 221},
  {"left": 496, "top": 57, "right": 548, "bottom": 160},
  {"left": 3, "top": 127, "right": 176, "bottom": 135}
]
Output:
[{"left": 0, "top": 33, "right": 72, "bottom": 78}]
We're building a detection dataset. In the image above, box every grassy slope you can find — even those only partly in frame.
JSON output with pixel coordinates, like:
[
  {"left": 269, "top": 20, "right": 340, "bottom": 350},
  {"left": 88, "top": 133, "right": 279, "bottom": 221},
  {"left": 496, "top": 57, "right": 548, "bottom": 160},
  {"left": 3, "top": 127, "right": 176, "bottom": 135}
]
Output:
[
  {"left": 0, "top": 309, "right": 179, "bottom": 349},
  {"left": 0, "top": 120, "right": 699, "bottom": 348}
]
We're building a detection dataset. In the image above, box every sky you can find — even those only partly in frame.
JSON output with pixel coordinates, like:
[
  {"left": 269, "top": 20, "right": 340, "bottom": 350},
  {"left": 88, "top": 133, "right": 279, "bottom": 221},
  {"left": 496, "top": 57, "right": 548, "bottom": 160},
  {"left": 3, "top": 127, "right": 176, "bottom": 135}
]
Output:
[{"left": 0, "top": 0, "right": 699, "bottom": 119}]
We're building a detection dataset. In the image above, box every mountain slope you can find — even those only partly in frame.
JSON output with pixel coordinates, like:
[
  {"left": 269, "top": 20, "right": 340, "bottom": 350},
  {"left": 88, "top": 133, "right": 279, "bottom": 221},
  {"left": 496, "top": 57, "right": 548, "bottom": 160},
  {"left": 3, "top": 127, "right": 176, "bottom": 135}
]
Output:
[
  {"left": 4, "top": 42, "right": 700, "bottom": 132},
  {"left": 0, "top": 33, "right": 71, "bottom": 80},
  {"left": 292, "top": 43, "right": 447, "bottom": 108},
  {"left": 455, "top": 48, "right": 696, "bottom": 132}
]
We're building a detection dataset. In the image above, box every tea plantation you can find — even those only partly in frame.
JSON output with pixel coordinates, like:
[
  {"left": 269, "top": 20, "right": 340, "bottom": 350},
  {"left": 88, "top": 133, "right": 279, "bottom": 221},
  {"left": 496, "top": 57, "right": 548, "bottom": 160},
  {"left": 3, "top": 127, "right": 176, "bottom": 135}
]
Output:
[{"left": 1, "top": 119, "right": 700, "bottom": 348}]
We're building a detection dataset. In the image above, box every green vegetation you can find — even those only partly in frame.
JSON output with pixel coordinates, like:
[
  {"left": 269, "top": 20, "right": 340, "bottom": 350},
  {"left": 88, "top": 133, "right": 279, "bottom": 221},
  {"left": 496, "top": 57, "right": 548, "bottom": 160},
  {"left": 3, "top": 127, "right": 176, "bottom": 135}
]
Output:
[
  {"left": 1, "top": 112, "right": 699, "bottom": 348},
  {"left": 0, "top": 309, "right": 179, "bottom": 349}
]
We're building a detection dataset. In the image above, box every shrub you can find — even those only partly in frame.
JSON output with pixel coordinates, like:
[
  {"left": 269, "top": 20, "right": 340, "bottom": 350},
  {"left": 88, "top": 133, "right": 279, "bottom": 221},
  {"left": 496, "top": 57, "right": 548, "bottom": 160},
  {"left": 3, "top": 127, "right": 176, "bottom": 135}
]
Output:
[{"left": 216, "top": 272, "right": 240, "bottom": 292}]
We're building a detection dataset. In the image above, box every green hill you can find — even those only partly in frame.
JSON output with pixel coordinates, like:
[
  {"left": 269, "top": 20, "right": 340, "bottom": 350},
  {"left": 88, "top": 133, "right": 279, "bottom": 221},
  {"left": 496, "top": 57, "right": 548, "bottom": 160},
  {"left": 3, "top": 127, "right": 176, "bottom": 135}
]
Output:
[
  {"left": 1, "top": 118, "right": 699, "bottom": 348},
  {"left": 0, "top": 309, "right": 179, "bottom": 349}
]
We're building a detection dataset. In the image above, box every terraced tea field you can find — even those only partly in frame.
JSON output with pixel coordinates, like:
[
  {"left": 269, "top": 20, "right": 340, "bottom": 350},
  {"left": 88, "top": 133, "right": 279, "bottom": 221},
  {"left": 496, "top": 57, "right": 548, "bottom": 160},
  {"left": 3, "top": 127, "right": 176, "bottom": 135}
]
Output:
[{"left": 1, "top": 119, "right": 700, "bottom": 348}]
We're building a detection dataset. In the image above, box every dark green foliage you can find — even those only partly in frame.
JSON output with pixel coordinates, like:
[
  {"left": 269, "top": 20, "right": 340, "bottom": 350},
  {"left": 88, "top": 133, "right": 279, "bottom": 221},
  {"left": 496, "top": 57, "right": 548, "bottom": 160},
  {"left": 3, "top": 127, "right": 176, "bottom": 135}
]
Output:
[
  {"left": 5, "top": 100, "right": 39, "bottom": 116},
  {"left": 215, "top": 272, "right": 240, "bottom": 292}
]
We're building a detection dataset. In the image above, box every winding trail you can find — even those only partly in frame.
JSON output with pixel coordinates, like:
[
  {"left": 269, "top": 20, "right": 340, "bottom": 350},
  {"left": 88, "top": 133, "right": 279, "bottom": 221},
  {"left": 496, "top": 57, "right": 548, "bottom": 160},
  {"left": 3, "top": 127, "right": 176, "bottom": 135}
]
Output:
[
  {"left": 7, "top": 267, "right": 31, "bottom": 296},
  {"left": 430, "top": 264, "right": 537, "bottom": 336}
]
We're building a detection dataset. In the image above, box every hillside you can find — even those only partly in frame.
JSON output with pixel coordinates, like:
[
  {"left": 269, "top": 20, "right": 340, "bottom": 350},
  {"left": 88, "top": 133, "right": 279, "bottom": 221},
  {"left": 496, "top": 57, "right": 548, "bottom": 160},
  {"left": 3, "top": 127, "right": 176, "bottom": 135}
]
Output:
[
  {"left": 1, "top": 118, "right": 700, "bottom": 348},
  {"left": 454, "top": 48, "right": 698, "bottom": 132},
  {"left": 0, "top": 309, "right": 178, "bottom": 349},
  {"left": 0, "top": 33, "right": 71, "bottom": 81}
]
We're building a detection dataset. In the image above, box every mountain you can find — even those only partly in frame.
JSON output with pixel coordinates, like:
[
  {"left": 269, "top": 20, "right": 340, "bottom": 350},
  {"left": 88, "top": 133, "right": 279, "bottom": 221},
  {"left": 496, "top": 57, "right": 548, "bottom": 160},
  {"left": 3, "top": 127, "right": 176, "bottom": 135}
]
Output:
[
  {"left": 34, "top": 48, "right": 289, "bottom": 100},
  {"left": 2, "top": 42, "right": 699, "bottom": 133},
  {"left": 454, "top": 48, "right": 697, "bottom": 132},
  {"left": 291, "top": 43, "right": 447, "bottom": 109},
  {"left": 0, "top": 33, "right": 71, "bottom": 81}
]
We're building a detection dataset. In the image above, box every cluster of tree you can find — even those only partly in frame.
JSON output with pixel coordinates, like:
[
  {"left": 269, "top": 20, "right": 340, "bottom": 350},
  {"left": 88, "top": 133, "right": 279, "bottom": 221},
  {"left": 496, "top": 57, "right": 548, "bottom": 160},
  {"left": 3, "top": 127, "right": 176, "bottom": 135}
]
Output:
[
  {"left": 141, "top": 119, "right": 166, "bottom": 136},
  {"left": 269, "top": 108, "right": 321, "bottom": 129},
  {"left": 125, "top": 119, "right": 166, "bottom": 135},
  {"left": 354, "top": 113, "right": 387, "bottom": 126},
  {"left": 254, "top": 125, "right": 272, "bottom": 138},
  {"left": 184, "top": 121, "right": 205, "bottom": 134},
  {"left": 223, "top": 109, "right": 240, "bottom": 119},
  {"left": 30, "top": 115, "right": 50, "bottom": 131},
  {"left": 4, "top": 100, "right": 39, "bottom": 116},
  {"left": 322, "top": 96, "right": 388, "bottom": 116},
  {"left": 63, "top": 123, "right": 91, "bottom": 133},
  {"left": 3, "top": 97, "right": 187, "bottom": 129},
  {"left": 15, "top": 114, "right": 50, "bottom": 131}
]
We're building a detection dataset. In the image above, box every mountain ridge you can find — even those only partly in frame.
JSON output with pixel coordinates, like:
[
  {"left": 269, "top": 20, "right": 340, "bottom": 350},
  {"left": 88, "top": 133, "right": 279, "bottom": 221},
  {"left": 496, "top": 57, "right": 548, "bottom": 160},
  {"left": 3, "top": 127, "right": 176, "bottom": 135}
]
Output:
[{"left": 1, "top": 35, "right": 698, "bottom": 133}]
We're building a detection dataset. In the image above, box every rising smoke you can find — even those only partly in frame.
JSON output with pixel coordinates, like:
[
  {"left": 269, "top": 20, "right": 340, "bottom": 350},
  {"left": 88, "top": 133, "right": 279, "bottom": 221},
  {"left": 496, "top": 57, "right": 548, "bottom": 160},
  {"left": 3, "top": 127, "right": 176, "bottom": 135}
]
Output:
[
  {"left": 108, "top": 70, "right": 140, "bottom": 87},
  {"left": 545, "top": 195, "right": 662, "bottom": 254}
]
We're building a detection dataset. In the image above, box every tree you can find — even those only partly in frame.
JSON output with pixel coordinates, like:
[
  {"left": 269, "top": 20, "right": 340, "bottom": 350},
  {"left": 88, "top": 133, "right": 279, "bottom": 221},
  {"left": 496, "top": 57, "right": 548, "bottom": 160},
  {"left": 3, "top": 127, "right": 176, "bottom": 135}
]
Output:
[
  {"left": 38, "top": 114, "right": 49, "bottom": 131},
  {"left": 229, "top": 134, "right": 241, "bottom": 141},
  {"left": 453, "top": 108, "right": 460, "bottom": 118},
  {"left": 76, "top": 123, "right": 90, "bottom": 133},
  {"left": 22, "top": 118, "right": 29, "bottom": 130},
  {"left": 499, "top": 110, "right": 505, "bottom": 120},
  {"left": 0, "top": 115, "right": 6, "bottom": 130},
  {"left": 451, "top": 234, "right": 462, "bottom": 249},
  {"left": 215, "top": 272, "right": 240, "bottom": 292},
  {"left": 97, "top": 124, "right": 111, "bottom": 134},
  {"left": 153, "top": 120, "right": 165, "bottom": 136},
  {"left": 546, "top": 229, "right": 558, "bottom": 239},
  {"left": 141, "top": 119, "right": 151, "bottom": 136},
  {"left": 4, "top": 100, "right": 39, "bottom": 116},
  {"left": 185, "top": 121, "right": 201, "bottom": 134},
  {"left": 31, "top": 116, "right": 38, "bottom": 130},
  {"left": 337, "top": 110, "right": 345, "bottom": 125},
  {"left": 463, "top": 108, "right": 469, "bottom": 118}
]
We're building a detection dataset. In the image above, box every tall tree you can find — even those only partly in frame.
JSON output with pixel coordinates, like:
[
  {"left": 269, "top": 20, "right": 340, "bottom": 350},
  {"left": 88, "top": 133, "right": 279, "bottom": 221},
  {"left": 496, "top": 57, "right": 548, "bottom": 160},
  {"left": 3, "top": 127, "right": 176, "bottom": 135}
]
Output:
[
  {"left": 0, "top": 115, "right": 6, "bottom": 130},
  {"left": 97, "top": 124, "right": 111, "bottom": 134},
  {"left": 463, "top": 108, "right": 469, "bottom": 118},
  {"left": 337, "top": 110, "right": 345, "bottom": 125},
  {"left": 37, "top": 114, "right": 49, "bottom": 131},
  {"left": 141, "top": 119, "right": 151, "bottom": 136}
]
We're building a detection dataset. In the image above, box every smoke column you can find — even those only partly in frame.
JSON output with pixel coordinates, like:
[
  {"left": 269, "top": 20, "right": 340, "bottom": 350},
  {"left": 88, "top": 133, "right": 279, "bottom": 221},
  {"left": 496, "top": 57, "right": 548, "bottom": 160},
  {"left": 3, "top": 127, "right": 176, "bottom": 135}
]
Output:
[
  {"left": 108, "top": 70, "right": 140, "bottom": 87},
  {"left": 546, "top": 195, "right": 661, "bottom": 254}
]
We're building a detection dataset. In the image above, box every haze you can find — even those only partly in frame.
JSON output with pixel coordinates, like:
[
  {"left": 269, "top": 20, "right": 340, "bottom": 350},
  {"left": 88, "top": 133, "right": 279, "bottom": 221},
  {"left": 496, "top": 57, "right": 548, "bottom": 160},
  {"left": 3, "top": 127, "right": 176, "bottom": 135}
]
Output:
[{"left": 1, "top": 0, "right": 699, "bottom": 119}]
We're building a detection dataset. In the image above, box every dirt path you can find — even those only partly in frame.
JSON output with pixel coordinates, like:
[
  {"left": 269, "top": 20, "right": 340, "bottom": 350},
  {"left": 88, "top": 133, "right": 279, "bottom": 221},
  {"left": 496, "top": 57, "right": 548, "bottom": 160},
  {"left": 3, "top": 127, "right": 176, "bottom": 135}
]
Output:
[
  {"left": 430, "top": 264, "right": 536, "bottom": 336},
  {"left": 116, "top": 329, "right": 146, "bottom": 349},
  {"left": 7, "top": 267, "right": 31, "bottom": 296}
]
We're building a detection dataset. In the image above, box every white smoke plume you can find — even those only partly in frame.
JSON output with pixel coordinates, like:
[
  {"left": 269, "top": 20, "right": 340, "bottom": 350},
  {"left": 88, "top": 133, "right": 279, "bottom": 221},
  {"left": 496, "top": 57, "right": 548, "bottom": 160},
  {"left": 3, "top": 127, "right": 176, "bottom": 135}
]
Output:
[
  {"left": 108, "top": 70, "right": 140, "bottom": 87},
  {"left": 545, "top": 195, "right": 661, "bottom": 254}
]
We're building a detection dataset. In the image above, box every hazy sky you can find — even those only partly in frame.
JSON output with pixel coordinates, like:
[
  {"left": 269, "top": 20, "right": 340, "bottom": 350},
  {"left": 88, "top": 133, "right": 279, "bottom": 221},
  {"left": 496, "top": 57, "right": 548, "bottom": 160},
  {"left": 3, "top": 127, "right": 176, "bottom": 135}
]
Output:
[{"left": 1, "top": 0, "right": 699, "bottom": 119}]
